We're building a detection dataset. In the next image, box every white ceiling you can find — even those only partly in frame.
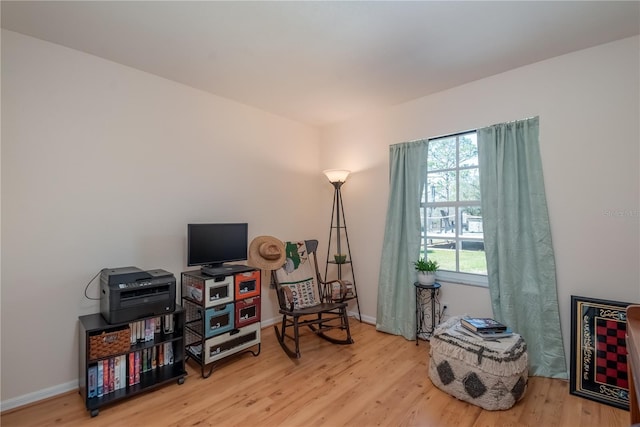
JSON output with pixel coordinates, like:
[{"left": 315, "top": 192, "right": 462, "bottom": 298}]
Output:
[{"left": 2, "top": 1, "right": 639, "bottom": 127}]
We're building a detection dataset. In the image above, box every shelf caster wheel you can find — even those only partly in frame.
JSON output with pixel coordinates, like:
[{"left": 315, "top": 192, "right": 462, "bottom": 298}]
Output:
[
  {"left": 177, "top": 377, "right": 185, "bottom": 385},
  {"left": 90, "top": 409, "right": 99, "bottom": 418}
]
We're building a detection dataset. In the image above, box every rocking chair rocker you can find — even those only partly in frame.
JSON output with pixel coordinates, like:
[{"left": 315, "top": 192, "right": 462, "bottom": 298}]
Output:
[{"left": 272, "top": 240, "right": 354, "bottom": 358}]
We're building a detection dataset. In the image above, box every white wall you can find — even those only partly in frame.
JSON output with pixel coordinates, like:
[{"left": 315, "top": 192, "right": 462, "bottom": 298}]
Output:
[
  {"left": 321, "top": 36, "right": 640, "bottom": 365},
  {"left": 1, "top": 30, "right": 324, "bottom": 405}
]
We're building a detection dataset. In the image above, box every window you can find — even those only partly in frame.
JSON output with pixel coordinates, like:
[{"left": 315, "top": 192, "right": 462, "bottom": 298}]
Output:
[{"left": 420, "top": 131, "right": 487, "bottom": 285}]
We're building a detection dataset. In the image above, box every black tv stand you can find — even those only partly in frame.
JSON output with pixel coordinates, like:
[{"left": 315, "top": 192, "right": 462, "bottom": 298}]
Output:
[{"left": 201, "top": 264, "right": 254, "bottom": 277}]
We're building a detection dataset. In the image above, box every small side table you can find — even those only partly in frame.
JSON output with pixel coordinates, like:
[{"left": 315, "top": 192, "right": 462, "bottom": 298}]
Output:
[{"left": 414, "top": 281, "right": 441, "bottom": 345}]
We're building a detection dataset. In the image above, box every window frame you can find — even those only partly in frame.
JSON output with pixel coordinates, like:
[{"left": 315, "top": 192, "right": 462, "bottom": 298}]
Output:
[{"left": 421, "top": 130, "right": 488, "bottom": 287}]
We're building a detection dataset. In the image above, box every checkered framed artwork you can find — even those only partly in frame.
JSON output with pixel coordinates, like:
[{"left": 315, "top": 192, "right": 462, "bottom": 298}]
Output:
[{"left": 570, "top": 295, "right": 632, "bottom": 410}]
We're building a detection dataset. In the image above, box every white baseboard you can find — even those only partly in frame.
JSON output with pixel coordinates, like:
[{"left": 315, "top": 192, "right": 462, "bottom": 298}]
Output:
[
  {"left": 260, "top": 316, "right": 279, "bottom": 328},
  {"left": 2, "top": 312, "right": 376, "bottom": 413},
  {"left": 1, "top": 380, "right": 77, "bottom": 413},
  {"left": 352, "top": 311, "right": 376, "bottom": 325}
]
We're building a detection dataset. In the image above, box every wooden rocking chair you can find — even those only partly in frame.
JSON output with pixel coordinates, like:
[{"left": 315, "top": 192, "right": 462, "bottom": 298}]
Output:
[{"left": 272, "top": 240, "right": 354, "bottom": 358}]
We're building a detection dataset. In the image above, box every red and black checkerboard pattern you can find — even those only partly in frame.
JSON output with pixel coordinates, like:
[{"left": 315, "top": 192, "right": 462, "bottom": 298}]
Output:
[{"left": 595, "top": 317, "right": 628, "bottom": 389}]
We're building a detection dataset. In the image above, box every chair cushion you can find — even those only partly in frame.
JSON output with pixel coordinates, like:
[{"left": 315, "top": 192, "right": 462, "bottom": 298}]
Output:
[
  {"left": 275, "top": 241, "right": 321, "bottom": 309},
  {"left": 282, "top": 279, "right": 320, "bottom": 309}
]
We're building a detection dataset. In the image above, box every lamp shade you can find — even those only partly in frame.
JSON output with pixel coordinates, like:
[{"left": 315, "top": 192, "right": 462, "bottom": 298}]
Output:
[{"left": 323, "top": 169, "right": 351, "bottom": 183}]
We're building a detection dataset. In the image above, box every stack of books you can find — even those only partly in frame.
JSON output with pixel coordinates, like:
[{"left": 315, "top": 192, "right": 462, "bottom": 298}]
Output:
[{"left": 460, "top": 317, "right": 513, "bottom": 340}]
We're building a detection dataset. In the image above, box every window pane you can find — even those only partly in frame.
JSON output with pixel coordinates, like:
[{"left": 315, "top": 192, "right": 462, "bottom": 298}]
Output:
[
  {"left": 427, "top": 172, "right": 457, "bottom": 203},
  {"left": 423, "top": 130, "right": 485, "bottom": 281},
  {"left": 425, "top": 239, "right": 456, "bottom": 272},
  {"left": 428, "top": 137, "right": 456, "bottom": 171},
  {"left": 459, "top": 167, "right": 480, "bottom": 201},
  {"left": 460, "top": 240, "right": 486, "bottom": 275},
  {"left": 459, "top": 133, "right": 478, "bottom": 167},
  {"left": 426, "top": 206, "right": 456, "bottom": 236},
  {"left": 460, "top": 206, "right": 483, "bottom": 237}
]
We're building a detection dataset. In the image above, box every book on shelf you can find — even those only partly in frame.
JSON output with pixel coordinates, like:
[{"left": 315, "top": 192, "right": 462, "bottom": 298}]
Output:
[
  {"left": 88, "top": 365, "right": 97, "bottom": 398},
  {"left": 109, "top": 358, "right": 115, "bottom": 393},
  {"left": 461, "top": 317, "right": 507, "bottom": 332},
  {"left": 114, "top": 357, "right": 121, "bottom": 391},
  {"left": 120, "top": 355, "right": 127, "bottom": 389},
  {"left": 165, "top": 342, "right": 174, "bottom": 364},
  {"left": 97, "top": 361, "right": 104, "bottom": 397},
  {"left": 134, "top": 351, "right": 140, "bottom": 384},
  {"left": 152, "top": 346, "right": 157, "bottom": 370},
  {"left": 164, "top": 314, "right": 174, "bottom": 334},
  {"left": 155, "top": 316, "right": 162, "bottom": 334},
  {"left": 128, "top": 353, "right": 135, "bottom": 386},
  {"left": 103, "top": 359, "right": 110, "bottom": 395}
]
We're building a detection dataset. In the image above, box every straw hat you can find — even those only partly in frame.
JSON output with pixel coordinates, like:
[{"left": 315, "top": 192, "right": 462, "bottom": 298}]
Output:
[{"left": 248, "top": 236, "right": 286, "bottom": 271}]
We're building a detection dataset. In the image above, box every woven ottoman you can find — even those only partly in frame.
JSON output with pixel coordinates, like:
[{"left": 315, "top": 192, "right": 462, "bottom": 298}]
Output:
[{"left": 428, "top": 316, "right": 528, "bottom": 410}]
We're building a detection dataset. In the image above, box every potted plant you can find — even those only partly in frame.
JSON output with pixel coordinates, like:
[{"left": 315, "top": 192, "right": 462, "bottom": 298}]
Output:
[
  {"left": 414, "top": 258, "right": 439, "bottom": 285},
  {"left": 334, "top": 253, "right": 347, "bottom": 264}
]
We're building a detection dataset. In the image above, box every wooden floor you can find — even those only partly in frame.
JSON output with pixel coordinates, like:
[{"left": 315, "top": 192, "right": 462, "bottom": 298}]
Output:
[{"left": 1, "top": 320, "right": 629, "bottom": 427}]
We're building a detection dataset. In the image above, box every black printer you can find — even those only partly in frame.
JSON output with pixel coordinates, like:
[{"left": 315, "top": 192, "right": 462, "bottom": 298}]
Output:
[{"left": 100, "top": 266, "right": 176, "bottom": 324}]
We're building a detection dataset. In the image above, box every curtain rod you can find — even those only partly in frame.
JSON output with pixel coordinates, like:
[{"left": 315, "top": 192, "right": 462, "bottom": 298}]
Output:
[
  {"left": 390, "top": 128, "right": 475, "bottom": 148},
  {"left": 390, "top": 116, "right": 537, "bottom": 148},
  {"left": 479, "top": 115, "right": 538, "bottom": 131}
]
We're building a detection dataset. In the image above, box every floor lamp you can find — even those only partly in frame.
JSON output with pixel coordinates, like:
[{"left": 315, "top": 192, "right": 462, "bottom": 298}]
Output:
[{"left": 323, "top": 169, "right": 361, "bottom": 321}]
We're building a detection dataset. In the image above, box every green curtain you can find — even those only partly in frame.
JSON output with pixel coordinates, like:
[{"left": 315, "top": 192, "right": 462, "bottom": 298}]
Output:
[
  {"left": 478, "top": 117, "right": 567, "bottom": 379},
  {"left": 376, "top": 140, "right": 427, "bottom": 340}
]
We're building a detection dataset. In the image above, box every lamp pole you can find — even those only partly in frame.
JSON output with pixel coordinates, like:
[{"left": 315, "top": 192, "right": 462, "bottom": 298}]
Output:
[
  {"left": 325, "top": 180, "right": 345, "bottom": 278},
  {"left": 333, "top": 180, "right": 343, "bottom": 264},
  {"left": 323, "top": 169, "right": 361, "bottom": 321}
]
